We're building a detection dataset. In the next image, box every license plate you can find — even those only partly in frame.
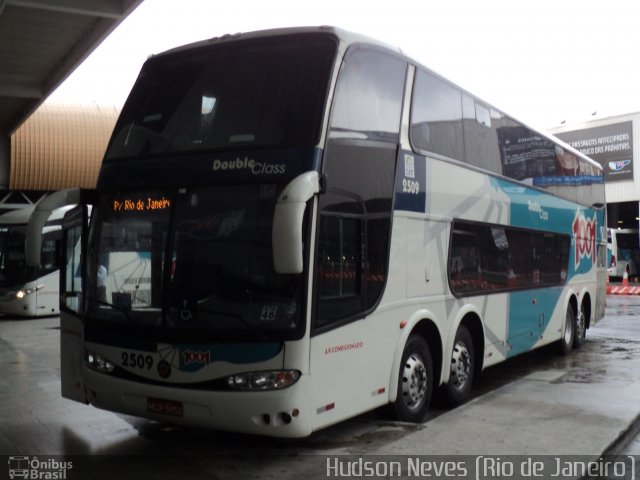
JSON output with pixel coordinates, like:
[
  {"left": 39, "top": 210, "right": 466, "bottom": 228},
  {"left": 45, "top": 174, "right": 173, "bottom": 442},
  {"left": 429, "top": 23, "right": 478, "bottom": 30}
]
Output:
[{"left": 147, "top": 397, "right": 184, "bottom": 417}]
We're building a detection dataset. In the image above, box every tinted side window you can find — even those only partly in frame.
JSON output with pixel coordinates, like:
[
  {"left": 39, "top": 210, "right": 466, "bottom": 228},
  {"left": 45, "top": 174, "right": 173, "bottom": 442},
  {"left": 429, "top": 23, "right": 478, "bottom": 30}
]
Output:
[
  {"left": 410, "top": 70, "right": 464, "bottom": 160},
  {"left": 498, "top": 124, "right": 557, "bottom": 182},
  {"left": 41, "top": 232, "right": 61, "bottom": 272},
  {"left": 330, "top": 49, "right": 405, "bottom": 136},
  {"left": 316, "top": 215, "right": 362, "bottom": 320},
  {"left": 449, "top": 221, "right": 570, "bottom": 296},
  {"left": 497, "top": 121, "right": 605, "bottom": 207},
  {"left": 462, "top": 96, "right": 503, "bottom": 174},
  {"left": 315, "top": 48, "right": 406, "bottom": 330}
]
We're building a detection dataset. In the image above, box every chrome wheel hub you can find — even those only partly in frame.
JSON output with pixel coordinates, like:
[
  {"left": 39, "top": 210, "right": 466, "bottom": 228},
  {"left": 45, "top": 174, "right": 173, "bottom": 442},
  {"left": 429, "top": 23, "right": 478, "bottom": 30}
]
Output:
[
  {"left": 564, "top": 312, "right": 573, "bottom": 345},
  {"left": 576, "top": 307, "right": 586, "bottom": 340},
  {"left": 402, "top": 353, "right": 427, "bottom": 410},
  {"left": 450, "top": 341, "right": 471, "bottom": 391}
]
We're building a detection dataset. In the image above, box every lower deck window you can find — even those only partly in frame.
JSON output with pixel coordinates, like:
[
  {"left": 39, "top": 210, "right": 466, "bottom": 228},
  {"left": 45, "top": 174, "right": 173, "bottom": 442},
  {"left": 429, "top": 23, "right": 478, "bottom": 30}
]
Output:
[{"left": 449, "top": 221, "right": 569, "bottom": 295}]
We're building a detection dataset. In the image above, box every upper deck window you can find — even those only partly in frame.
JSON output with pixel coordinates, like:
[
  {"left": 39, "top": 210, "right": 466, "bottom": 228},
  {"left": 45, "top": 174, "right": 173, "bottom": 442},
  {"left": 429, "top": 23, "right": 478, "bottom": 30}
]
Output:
[
  {"left": 410, "top": 70, "right": 464, "bottom": 161},
  {"left": 105, "top": 35, "right": 337, "bottom": 160}
]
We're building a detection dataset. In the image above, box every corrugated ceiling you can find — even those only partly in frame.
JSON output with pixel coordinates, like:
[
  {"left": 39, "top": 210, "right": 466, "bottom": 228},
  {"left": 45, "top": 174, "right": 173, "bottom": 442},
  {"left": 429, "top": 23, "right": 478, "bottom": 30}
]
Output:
[
  {"left": 0, "top": 0, "right": 142, "bottom": 137},
  {"left": 11, "top": 101, "right": 119, "bottom": 190}
]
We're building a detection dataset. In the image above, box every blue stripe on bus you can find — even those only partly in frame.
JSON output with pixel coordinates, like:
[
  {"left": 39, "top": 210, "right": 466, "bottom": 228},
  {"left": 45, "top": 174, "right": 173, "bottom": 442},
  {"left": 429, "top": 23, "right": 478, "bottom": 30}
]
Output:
[
  {"left": 507, "top": 287, "right": 563, "bottom": 357},
  {"left": 489, "top": 176, "right": 604, "bottom": 283}
]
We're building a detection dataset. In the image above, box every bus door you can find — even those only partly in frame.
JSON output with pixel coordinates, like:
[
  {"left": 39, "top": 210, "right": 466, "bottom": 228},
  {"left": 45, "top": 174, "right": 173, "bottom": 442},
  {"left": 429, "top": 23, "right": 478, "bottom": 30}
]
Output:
[
  {"left": 35, "top": 230, "right": 62, "bottom": 314},
  {"left": 506, "top": 291, "right": 545, "bottom": 356},
  {"left": 505, "top": 230, "right": 561, "bottom": 355},
  {"left": 60, "top": 203, "right": 90, "bottom": 402}
]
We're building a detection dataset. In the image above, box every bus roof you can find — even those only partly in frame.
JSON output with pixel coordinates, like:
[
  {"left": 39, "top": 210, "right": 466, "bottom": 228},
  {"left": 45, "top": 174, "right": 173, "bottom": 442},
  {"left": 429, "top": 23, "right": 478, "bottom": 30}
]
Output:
[
  {"left": 139, "top": 25, "right": 602, "bottom": 177},
  {"left": 0, "top": 205, "right": 73, "bottom": 226},
  {"left": 0, "top": 206, "right": 35, "bottom": 224},
  {"left": 152, "top": 26, "right": 401, "bottom": 59}
]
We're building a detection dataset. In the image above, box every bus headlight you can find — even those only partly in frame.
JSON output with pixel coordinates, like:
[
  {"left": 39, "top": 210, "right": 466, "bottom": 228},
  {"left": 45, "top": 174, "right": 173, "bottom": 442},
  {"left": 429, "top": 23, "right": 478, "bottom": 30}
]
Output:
[
  {"left": 226, "top": 370, "right": 300, "bottom": 391},
  {"left": 86, "top": 350, "right": 115, "bottom": 373},
  {"left": 16, "top": 288, "right": 33, "bottom": 299},
  {"left": 15, "top": 284, "right": 43, "bottom": 299}
]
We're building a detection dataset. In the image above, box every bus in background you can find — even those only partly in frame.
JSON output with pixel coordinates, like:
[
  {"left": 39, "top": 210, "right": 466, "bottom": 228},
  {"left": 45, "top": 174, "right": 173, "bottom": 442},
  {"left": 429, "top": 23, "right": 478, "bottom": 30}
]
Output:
[
  {"left": 607, "top": 228, "right": 639, "bottom": 279},
  {"left": 48, "top": 27, "right": 606, "bottom": 438},
  {"left": 0, "top": 204, "right": 71, "bottom": 317}
]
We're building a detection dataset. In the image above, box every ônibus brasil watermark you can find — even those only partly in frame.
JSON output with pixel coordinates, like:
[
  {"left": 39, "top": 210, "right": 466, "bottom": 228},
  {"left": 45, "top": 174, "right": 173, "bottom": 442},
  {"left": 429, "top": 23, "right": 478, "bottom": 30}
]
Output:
[{"left": 8, "top": 456, "right": 72, "bottom": 480}]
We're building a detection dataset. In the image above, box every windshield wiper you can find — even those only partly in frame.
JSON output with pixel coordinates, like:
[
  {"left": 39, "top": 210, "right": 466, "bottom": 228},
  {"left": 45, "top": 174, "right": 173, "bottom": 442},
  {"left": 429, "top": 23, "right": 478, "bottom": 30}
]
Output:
[
  {"left": 189, "top": 305, "right": 267, "bottom": 341},
  {"left": 88, "top": 296, "right": 133, "bottom": 324}
]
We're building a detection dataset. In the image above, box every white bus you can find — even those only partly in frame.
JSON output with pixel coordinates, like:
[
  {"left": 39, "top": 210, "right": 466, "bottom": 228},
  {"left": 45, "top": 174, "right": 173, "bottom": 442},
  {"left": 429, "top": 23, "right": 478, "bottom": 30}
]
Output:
[
  {"left": 0, "top": 204, "right": 70, "bottom": 316},
  {"left": 49, "top": 27, "right": 606, "bottom": 437},
  {"left": 607, "top": 228, "right": 639, "bottom": 278}
]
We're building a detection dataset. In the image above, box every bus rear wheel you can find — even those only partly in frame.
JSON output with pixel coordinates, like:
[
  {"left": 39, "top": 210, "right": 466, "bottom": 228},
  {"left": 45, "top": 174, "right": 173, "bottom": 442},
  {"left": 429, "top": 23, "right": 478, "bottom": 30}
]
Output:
[
  {"left": 574, "top": 303, "right": 587, "bottom": 349},
  {"left": 441, "top": 324, "right": 474, "bottom": 406},
  {"left": 393, "top": 335, "right": 433, "bottom": 423},
  {"left": 559, "top": 307, "right": 575, "bottom": 355}
]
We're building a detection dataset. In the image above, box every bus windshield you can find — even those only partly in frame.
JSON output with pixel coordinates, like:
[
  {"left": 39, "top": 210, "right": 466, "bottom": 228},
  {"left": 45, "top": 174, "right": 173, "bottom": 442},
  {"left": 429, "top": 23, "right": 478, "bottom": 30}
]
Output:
[
  {"left": 0, "top": 226, "right": 34, "bottom": 285},
  {"left": 87, "top": 185, "right": 304, "bottom": 339},
  {"left": 105, "top": 35, "right": 336, "bottom": 160}
]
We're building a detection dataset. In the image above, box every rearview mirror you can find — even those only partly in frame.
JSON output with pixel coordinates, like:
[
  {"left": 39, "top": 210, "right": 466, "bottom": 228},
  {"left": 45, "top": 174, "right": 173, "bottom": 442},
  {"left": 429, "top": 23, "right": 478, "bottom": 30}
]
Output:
[
  {"left": 26, "top": 188, "right": 82, "bottom": 267},
  {"left": 272, "top": 171, "right": 320, "bottom": 274}
]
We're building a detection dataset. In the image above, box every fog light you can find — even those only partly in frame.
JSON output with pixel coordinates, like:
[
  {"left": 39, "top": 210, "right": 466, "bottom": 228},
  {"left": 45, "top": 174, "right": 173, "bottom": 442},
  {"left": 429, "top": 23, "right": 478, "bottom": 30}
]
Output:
[
  {"left": 226, "top": 370, "right": 300, "bottom": 391},
  {"left": 86, "top": 350, "right": 115, "bottom": 373}
]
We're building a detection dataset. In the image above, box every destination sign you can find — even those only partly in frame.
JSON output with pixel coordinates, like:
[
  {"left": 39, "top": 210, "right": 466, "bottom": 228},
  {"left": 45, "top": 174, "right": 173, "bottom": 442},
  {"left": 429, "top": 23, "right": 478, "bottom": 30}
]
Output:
[{"left": 113, "top": 197, "right": 171, "bottom": 212}]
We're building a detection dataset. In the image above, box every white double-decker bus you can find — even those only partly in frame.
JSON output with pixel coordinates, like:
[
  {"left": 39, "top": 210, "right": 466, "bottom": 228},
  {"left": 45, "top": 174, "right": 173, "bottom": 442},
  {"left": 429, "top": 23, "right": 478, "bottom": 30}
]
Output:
[{"left": 50, "top": 27, "right": 606, "bottom": 437}]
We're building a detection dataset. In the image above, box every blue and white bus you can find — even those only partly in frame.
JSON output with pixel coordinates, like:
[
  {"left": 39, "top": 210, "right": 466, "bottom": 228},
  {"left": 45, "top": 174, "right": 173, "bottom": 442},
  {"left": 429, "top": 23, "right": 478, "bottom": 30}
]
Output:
[{"left": 49, "top": 27, "right": 606, "bottom": 437}]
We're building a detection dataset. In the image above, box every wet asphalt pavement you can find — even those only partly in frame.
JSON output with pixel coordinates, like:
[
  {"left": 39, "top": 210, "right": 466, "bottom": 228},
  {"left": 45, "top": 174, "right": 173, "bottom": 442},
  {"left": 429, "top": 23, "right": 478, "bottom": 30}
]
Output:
[{"left": 1, "top": 294, "right": 639, "bottom": 479}]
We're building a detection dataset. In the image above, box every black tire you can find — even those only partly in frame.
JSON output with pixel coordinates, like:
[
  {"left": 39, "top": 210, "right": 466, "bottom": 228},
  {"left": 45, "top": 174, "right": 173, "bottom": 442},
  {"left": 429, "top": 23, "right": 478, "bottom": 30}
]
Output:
[
  {"left": 441, "top": 325, "right": 475, "bottom": 406},
  {"left": 559, "top": 307, "right": 575, "bottom": 355},
  {"left": 573, "top": 302, "right": 587, "bottom": 349},
  {"left": 393, "top": 335, "right": 433, "bottom": 423}
]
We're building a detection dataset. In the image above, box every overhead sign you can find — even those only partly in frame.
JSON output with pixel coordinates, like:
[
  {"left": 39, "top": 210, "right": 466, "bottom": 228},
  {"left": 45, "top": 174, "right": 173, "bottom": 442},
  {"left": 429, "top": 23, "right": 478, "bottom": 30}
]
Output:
[
  {"left": 112, "top": 196, "right": 171, "bottom": 212},
  {"left": 555, "top": 121, "right": 634, "bottom": 182}
]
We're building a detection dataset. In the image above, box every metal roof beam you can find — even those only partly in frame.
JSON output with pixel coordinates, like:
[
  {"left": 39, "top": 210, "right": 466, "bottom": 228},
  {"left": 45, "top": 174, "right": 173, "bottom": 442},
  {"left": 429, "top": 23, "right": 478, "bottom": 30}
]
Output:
[
  {"left": 5, "top": 0, "right": 125, "bottom": 19},
  {"left": 0, "top": 0, "right": 143, "bottom": 135},
  {"left": 0, "top": 82, "right": 43, "bottom": 99}
]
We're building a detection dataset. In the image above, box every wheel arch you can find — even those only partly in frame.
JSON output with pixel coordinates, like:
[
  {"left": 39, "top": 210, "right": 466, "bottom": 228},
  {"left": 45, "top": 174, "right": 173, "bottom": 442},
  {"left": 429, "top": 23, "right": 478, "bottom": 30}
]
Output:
[
  {"left": 388, "top": 312, "right": 443, "bottom": 403},
  {"left": 567, "top": 291, "right": 579, "bottom": 318}
]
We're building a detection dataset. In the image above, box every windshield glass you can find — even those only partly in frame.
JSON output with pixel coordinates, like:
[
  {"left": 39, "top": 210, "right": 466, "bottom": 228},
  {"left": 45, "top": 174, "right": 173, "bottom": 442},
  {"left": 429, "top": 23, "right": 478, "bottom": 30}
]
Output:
[
  {"left": 87, "top": 190, "right": 169, "bottom": 326},
  {"left": 87, "top": 185, "right": 304, "bottom": 339},
  {"left": 105, "top": 35, "right": 336, "bottom": 160},
  {"left": 0, "top": 225, "right": 35, "bottom": 286}
]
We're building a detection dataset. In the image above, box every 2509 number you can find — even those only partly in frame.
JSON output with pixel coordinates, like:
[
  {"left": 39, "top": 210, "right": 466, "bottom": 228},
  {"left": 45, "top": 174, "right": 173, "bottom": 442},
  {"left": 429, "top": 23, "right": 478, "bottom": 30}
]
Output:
[
  {"left": 402, "top": 178, "right": 420, "bottom": 194},
  {"left": 121, "top": 351, "right": 153, "bottom": 370}
]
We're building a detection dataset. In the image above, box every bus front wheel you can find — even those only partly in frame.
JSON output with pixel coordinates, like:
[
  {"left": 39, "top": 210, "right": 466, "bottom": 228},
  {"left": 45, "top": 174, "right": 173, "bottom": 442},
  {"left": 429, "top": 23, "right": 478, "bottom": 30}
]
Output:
[{"left": 393, "top": 335, "right": 433, "bottom": 423}]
